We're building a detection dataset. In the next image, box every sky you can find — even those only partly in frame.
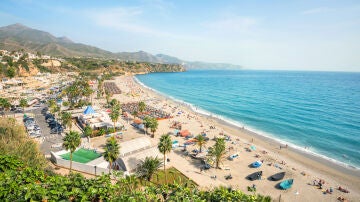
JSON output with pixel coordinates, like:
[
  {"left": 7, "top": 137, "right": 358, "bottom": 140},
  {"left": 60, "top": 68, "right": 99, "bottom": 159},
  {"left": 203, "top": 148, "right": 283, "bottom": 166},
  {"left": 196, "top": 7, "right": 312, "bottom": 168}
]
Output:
[{"left": 0, "top": 0, "right": 360, "bottom": 71}]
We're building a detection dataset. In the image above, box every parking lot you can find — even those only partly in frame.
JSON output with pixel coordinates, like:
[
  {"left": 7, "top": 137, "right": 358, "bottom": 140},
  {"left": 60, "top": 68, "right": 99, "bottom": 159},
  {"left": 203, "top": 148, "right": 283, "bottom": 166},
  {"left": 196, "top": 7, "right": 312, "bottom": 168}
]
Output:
[{"left": 25, "top": 105, "right": 64, "bottom": 155}]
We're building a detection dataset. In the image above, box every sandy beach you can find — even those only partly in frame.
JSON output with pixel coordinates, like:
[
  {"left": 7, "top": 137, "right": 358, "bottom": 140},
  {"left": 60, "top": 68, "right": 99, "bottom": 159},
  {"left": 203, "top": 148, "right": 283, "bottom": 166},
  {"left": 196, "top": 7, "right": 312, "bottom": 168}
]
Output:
[{"left": 111, "top": 75, "right": 360, "bottom": 202}]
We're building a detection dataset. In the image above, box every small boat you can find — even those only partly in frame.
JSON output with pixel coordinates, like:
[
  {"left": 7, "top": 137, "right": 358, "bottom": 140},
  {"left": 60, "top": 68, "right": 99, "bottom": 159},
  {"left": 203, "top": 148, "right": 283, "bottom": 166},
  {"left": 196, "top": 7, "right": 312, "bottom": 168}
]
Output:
[
  {"left": 247, "top": 171, "right": 263, "bottom": 181},
  {"left": 228, "top": 153, "right": 239, "bottom": 160},
  {"left": 279, "top": 179, "right": 294, "bottom": 190},
  {"left": 269, "top": 172, "right": 286, "bottom": 181},
  {"left": 225, "top": 174, "right": 232, "bottom": 180},
  {"left": 252, "top": 161, "right": 262, "bottom": 168}
]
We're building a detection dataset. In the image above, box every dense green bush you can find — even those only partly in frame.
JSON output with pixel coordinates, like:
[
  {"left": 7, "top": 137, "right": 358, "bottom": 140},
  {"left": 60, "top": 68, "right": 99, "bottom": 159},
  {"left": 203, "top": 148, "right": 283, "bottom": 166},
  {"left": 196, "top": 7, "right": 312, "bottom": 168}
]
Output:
[
  {"left": 0, "top": 118, "right": 47, "bottom": 169},
  {"left": 0, "top": 154, "right": 271, "bottom": 202}
]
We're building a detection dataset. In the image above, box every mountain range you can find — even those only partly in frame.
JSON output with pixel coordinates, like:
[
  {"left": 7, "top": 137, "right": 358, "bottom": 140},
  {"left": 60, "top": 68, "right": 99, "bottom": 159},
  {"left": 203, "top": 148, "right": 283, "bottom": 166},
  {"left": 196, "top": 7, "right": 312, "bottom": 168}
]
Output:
[{"left": 0, "top": 23, "right": 242, "bottom": 69}]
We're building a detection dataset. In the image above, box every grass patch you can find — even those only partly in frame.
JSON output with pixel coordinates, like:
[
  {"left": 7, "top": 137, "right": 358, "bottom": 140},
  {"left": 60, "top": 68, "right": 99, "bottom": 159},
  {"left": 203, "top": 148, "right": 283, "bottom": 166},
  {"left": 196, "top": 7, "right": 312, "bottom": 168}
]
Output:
[
  {"left": 60, "top": 148, "right": 101, "bottom": 163},
  {"left": 151, "top": 167, "right": 197, "bottom": 187}
]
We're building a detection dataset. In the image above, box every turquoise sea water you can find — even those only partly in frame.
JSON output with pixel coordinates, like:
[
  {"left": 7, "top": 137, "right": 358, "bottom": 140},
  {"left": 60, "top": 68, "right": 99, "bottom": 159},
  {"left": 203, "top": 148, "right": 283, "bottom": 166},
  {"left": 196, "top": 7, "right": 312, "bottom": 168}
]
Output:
[{"left": 136, "top": 70, "right": 360, "bottom": 169}]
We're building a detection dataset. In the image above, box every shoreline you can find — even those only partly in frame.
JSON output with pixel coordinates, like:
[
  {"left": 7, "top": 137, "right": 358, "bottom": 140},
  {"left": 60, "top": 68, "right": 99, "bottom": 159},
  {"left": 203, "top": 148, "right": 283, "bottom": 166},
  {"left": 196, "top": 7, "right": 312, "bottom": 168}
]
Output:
[
  {"left": 114, "top": 74, "right": 360, "bottom": 200},
  {"left": 133, "top": 75, "right": 360, "bottom": 177}
]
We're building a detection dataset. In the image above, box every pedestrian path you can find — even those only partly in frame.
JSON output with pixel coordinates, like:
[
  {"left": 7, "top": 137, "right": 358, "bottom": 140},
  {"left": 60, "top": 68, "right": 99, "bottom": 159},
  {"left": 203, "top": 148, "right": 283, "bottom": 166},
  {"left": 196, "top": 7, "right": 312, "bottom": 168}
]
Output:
[{"left": 37, "top": 134, "right": 61, "bottom": 143}]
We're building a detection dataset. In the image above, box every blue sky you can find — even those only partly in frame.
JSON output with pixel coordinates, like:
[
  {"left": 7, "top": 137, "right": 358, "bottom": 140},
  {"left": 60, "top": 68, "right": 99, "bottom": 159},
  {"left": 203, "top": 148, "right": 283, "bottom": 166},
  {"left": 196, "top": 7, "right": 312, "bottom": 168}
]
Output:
[{"left": 1, "top": 0, "right": 360, "bottom": 71}]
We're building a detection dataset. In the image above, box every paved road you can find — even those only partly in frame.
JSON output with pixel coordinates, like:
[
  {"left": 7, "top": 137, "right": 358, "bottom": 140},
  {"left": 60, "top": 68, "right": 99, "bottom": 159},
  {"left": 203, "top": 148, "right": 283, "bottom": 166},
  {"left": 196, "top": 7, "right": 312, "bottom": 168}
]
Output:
[{"left": 25, "top": 105, "right": 64, "bottom": 155}]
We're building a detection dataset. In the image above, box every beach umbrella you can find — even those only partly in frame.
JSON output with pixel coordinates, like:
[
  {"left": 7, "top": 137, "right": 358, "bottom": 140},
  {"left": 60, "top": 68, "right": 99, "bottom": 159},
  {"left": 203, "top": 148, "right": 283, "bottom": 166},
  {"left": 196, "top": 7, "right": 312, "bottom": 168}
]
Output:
[
  {"left": 250, "top": 145, "right": 256, "bottom": 151},
  {"left": 83, "top": 105, "right": 96, "bottom": 115}
]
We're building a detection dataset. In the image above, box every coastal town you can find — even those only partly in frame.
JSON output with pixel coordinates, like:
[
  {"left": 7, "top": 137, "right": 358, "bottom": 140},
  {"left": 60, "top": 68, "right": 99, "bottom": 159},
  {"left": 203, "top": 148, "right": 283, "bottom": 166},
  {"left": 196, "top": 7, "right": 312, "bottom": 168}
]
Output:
[{"left": 1, "top": 48, "right": 359, "bottom": 201}]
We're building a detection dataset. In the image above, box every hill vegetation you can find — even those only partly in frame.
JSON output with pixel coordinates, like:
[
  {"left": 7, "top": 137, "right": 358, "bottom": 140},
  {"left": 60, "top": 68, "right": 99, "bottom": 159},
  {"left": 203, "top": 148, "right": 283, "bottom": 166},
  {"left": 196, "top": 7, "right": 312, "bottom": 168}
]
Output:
[
  {"left": 0, "top": 51, "right": 185, "bottom": 78},
  {"left": 0, "top": 23, "right": 242, "bottom": 70}
]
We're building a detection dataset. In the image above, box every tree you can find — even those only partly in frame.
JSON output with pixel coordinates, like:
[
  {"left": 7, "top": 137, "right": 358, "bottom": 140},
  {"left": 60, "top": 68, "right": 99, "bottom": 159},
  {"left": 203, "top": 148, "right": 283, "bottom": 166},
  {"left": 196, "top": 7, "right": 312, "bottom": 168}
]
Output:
[
  {"left": 158, "top": 134, "right": 172, "bottom": 183},
  {"left": 61, "top": 112, "right": 72, "bottom": 130},
  {"left": 208, "top": 138, "right": 226, "bottom": 169},
  {"left": 48, "top": 99, "right": 56, "bottom": 111},
  {"left": 62, "top": 131, "right": 81, "bottom": 173},
  {"left": 0, "top": 98, "right": 11, "bottom": 115},
  {"left": 105, "top": 91, "right": 111, "bottom": 107},
  {"left": 6, "top": 67, "right": 16, "bottom": 78},
  {"left": 19, "top": 98, "right": 27, "bottom": 111},
  {"left": 138, "top": 101, "right": 146, "bottom": 114},
  {"left": 195, "top": 134, "right": 207, "bottom": 153},
  {"left": 36, "top": 51, "right": 42, "bottom": 58},
  {"left": 97, "top": 78, "right": 104, "bottom": 97},
  {"left": 136, "top": 156, "right": 162, "bottom": 182},
  {"left": 132, "top": 110, "right": 138, "bottom": 119},
  {"left": 110, "top": 99, "right": 119, "bottom": 108},
  {"left": 109, "top": 108, "right": 120, "bottom": 132},
  {"left": 149, "top": 117, "right": 158, "bottom": 138},
  {"left": 64, "top": 79, "right": 93, "bottom": 108},
  {"left": 143, "top": 116, "right": 152, "bottom": 135},
  {"left": 83, "top": 125, "right": 93, "bottom": 137},
  {"left": 103, "top": 136, "right": 120, "bottom": 174}
]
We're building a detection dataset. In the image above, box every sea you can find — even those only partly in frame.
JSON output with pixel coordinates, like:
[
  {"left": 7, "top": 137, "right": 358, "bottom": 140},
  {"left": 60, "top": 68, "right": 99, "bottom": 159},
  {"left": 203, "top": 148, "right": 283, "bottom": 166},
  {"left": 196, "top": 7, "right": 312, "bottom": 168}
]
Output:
[{"left": 135, "top": 70, "right": 360, "bottom": 170}]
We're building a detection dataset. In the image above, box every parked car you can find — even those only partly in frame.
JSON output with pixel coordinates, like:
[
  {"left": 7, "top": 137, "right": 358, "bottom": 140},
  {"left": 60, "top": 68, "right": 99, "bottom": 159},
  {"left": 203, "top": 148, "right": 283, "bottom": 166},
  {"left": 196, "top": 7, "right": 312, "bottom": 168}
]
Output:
[
  {"left": 49, "top": 121, "right": 59, "bottom": 127},
  {"left": 45, "top": 113, "right": 53, "bottom": 119},
  {"left": 27, "top": 125, "right": 35, "bottom": 130},
  {"left": 15, "top": 108, "right": 24, "bottom": 113},
  {"left": 46, "top": 118, "right": 55, "bottom": 123},
  {"left": 25, "top": 120, "right": 35, "bottom": 125},
  {"left": 29, "top": 133, "right": 41, "bottom": 138},
  {"left": 23, "top": 117, "right": 34, "bottom": 122}
]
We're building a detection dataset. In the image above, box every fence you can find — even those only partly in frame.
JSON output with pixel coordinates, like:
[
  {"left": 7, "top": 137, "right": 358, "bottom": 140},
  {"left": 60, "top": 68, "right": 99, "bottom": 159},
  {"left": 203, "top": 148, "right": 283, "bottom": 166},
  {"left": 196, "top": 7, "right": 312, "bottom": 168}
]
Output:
[{"left": 50, "top": 151, "right": 109, "bottom": 176}]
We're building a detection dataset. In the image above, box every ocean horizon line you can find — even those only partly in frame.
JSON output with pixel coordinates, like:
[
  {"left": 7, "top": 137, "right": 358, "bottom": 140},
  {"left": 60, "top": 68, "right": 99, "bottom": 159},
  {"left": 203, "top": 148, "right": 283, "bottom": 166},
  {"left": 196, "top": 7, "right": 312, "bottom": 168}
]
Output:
[{"left": 185, "top": 69, "right": 360, "bottom": 73}]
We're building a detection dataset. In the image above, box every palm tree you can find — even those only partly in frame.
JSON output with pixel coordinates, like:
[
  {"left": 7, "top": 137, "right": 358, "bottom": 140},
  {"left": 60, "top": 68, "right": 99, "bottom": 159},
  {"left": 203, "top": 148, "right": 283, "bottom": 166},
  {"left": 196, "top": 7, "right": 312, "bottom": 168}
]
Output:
[
  {"left": 208, "top": 138, "right": 226, "bottom": 169},
  {"left": 109, "top": 109, "right": 120, "bottom": 132},
  {"left": 118, "top": 175, "right": 139, "bottom": 195},
  {"left": 62, "top": 131, "right": 81, "bottom": 173},
  {"left": 143, "top": 116, "right": 151, "bottom": 135},
  {"left": 138, "top": 101, "right": 146, "bottom": 114},
  {"left": 110, "top": 99, "right": 119, "bottom": 108},
  {"left": 195, "top": 134, "right": 207, "bottom": 153},
  {"left": 158, "top": 134, "right": 172, "bottom": 183},
  {"left": 83, "top": 125, "right": 93, "bottom": 138},
  {"left": 103, "top": 136, "right": 120, "bottom": 174},
  {"left": 64, "top": 84, "right": 78, "bottom": 108},
  {"left": 149, "top": 117, "right": 158, "bottom": 138},
  {"left": 105, "top": 91, "right": 111, "bottom": 108},
  {"left": 61, "top": 112, "right": 72, "bottom": 130},
  {"left": 97, "top": 78, "right": 104, "bottom": 97},
  {"left": 19, "top": 98, "right": 27, "bottom": 112},
  {"left": 136, "top": 156, "right": 162, "bottom": 182}
]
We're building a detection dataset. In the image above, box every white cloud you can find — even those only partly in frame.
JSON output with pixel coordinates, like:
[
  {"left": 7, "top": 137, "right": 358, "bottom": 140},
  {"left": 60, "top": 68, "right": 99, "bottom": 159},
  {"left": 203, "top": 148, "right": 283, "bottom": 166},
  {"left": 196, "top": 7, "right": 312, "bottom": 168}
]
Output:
[
  {"left": 84, "top": 7, "right": 170, "bottom": 37},
  {"left": 302, "top": 7, "right": 333, "bottom": 15},
  {"left": 203, "top": 16, "right": 257, "bottom": 33}
]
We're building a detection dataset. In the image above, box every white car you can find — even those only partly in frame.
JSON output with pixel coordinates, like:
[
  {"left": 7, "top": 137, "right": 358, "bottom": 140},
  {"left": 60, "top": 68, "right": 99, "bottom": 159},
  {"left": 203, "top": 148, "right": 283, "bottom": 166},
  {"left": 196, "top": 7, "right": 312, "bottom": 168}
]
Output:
[{"left": 26, "top": 125, "right": 35, "bottom": 130}]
